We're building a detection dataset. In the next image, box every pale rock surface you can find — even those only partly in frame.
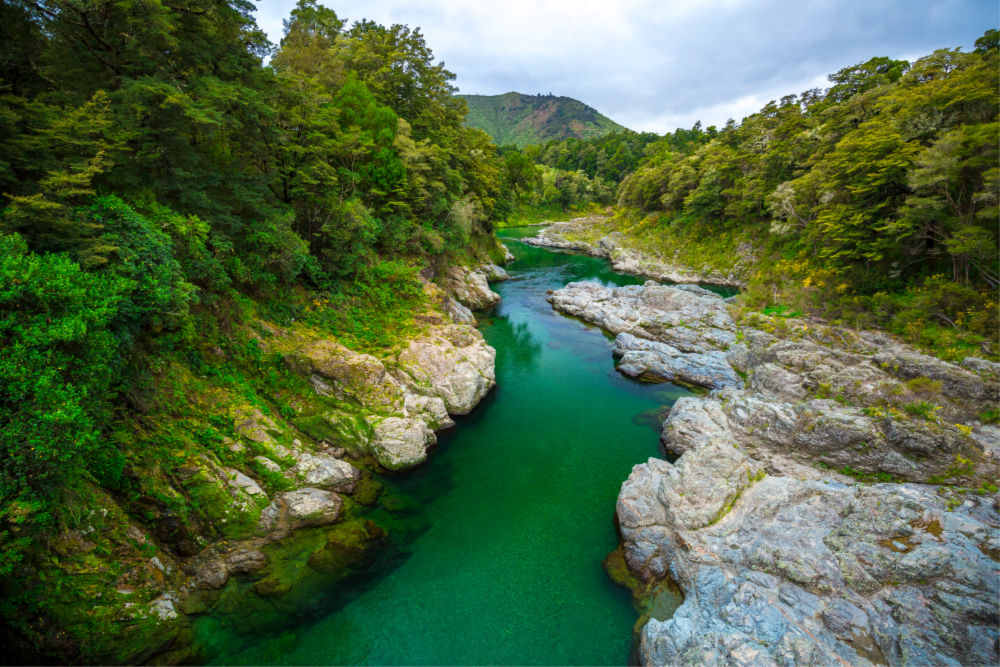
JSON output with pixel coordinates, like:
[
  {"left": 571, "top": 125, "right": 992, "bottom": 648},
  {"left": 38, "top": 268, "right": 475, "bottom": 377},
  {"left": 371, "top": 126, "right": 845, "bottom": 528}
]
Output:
[
  {"left": 279, "top": 488, "right": 343, "bottom": 528},
  {"left": 547, "top": 277, "right": 1000, "bottom": 664},
  {"left": 283, "top": 319, "right": 496, "bottom": 469},
  {"left": 393, "top": 324, "right": 497, "bottom": 415},
  {"left": 291, "top": 451, "right": 360, "bottom": 489},
  {"left": 621, "top": 449, "right": 1000, "bottom": 666},
  {"left": 614, "top": 332, "right": 742, "bottom": 390},
  {"left": 442, "top": 265, "right": 501, "bottom": 310}
]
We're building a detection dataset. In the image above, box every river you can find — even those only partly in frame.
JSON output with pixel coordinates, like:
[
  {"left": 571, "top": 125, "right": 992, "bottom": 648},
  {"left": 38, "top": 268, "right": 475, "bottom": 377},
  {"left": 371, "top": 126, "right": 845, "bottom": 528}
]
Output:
[{"left": 201, "top": 228, "right": 701, "bottom": 665}]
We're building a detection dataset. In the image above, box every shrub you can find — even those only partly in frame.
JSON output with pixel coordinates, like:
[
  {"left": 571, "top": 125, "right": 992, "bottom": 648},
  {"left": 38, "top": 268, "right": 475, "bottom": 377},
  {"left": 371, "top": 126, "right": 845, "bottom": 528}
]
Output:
[{"left": 0, "top": 234, "right": 128, "bottom": 501}]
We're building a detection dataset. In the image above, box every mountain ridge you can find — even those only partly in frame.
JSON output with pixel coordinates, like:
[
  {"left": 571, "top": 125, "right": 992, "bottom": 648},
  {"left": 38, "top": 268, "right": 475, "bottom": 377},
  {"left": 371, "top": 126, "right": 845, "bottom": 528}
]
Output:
[{"left": 460, "top": 91, "right": 628, "bottom": 147}]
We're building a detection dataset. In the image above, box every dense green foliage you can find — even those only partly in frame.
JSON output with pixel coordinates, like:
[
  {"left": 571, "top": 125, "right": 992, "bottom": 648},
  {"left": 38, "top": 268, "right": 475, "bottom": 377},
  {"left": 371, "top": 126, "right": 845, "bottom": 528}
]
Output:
[
  {"left": 461, "top": 92, "right": 626, "bottom": 147},
  {"left": 0, "top": 0, "right": 506, "bottom": 494},
  {"left": 495, "top": 121, "right": 717, "bottom": 223},
  {"left": 0, "top": 2, "right": 997, "bottom": 657},
  {"left": 525, "top": 130, "right": 669, "bottom": 183},
  {"left": 612, "top": 34, "right": 998, "bottom": 357},
  {"left": 0, "top": 1, "right": 512, "bottom": 652}
]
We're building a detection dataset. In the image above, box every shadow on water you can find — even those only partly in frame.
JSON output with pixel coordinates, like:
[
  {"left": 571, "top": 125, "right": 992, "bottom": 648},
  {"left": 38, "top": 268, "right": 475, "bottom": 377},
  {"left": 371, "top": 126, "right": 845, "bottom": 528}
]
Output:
[{"left": 198, "top": 228, "right": 694, "bottom": 666}]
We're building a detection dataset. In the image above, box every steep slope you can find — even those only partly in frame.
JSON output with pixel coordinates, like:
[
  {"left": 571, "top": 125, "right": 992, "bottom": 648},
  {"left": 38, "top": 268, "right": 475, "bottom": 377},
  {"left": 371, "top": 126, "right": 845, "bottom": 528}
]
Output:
[{"left": 460, "top": 92, "right": 627, "bottom": 147}]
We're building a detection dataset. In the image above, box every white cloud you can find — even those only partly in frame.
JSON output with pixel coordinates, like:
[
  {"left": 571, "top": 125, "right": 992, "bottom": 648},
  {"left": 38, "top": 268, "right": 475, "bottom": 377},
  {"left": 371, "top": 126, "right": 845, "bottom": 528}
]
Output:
[{"left": 253, "top": 0, "right": 998, "bottom": 133}]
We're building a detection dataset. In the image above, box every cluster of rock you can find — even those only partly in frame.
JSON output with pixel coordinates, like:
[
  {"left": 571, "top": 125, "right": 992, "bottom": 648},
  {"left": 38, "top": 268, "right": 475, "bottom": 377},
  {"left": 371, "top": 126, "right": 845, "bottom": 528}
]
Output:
[
  {"left": 525, "top": 216, "right": 748, "bottom": 287},
  {"left": 281, "top": 321, "right": 496, "bottom": 470},
  {"left": 71, "top": 262, "right": 509, "bottom": 663},
  {"left": 175, "top": 269, "right": 506, "bottom": 576},
  {"left": 547, "top": 279, "right": 1000, "bottom": 665}
]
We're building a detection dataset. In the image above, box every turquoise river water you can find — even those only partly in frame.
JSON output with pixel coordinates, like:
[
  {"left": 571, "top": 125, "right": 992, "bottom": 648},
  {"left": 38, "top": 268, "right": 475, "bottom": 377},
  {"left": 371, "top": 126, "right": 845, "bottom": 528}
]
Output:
[{"left": 203, "top": 229, "right": 710, "bottom": 665}]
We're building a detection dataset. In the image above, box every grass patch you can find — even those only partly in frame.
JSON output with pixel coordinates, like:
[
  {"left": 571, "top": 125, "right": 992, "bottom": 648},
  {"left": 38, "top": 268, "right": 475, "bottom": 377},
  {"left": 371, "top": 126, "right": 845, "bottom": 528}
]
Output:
[
  {"left": 837, "top": 465, "right": 903, "bottom": 484},
  {"left": 497, "top": 201, "right": 602, "bottom": 228},
  {"left": 902, "top": 401, "right": 941, "bottom": 422},
  {"left": 979, "top": 408, "right": 999, "bottom": 424},
  {"left": 762, "top": 304, "right": 802, "bottom": 318},
  {"left": 265, "top": 260, "right": 427, "bottom": 354}
]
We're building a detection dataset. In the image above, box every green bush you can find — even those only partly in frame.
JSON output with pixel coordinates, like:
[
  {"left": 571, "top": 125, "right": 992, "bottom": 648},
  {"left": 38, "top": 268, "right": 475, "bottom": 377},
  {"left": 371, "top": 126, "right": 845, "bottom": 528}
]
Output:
[{"left": 0, "top": 234, "right": 128, "bottom": 501}]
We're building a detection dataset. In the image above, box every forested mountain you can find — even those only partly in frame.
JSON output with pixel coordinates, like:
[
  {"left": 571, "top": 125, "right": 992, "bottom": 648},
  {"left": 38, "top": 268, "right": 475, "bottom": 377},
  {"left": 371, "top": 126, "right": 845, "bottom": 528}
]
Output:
[{"left": 460, "top": 92, "right": 626, "bottom": 147}]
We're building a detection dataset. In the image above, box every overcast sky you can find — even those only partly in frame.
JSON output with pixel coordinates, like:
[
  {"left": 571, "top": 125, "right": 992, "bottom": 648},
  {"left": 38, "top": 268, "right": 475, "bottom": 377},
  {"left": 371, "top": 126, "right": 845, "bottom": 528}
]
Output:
[{"left": 254, "top": 0, "right": 998, "bottom": 134}]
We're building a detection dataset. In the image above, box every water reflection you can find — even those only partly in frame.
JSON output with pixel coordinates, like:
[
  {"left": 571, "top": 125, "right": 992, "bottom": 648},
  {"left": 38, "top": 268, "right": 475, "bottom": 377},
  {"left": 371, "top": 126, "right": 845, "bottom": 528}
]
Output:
[{"left": 489, "top": 317, "right": 543, "bottom": 371}]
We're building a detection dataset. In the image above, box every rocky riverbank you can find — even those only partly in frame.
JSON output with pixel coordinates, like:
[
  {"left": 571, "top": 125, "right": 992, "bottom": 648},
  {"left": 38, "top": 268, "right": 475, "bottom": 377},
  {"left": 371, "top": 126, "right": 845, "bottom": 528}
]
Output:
[
  {"left": 548, "top": 279, "right": 1000, "bottom": 665},
  {"left": 19, "top": 262, "right": 506, "bottom": 665},
  {"left": 525, "top": 216, "right": 750, "bottom": 287}
]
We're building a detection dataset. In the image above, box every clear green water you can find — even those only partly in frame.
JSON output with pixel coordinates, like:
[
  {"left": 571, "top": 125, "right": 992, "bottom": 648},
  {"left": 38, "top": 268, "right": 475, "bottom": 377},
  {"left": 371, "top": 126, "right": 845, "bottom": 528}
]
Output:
[{"left": 203, "top": 231, "right": 695, "bottom": 665}]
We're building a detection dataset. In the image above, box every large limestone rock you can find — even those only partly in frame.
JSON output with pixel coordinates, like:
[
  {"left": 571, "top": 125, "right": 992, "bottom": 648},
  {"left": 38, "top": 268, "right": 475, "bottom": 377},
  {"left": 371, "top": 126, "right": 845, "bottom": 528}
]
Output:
[
  {"left": 522, "top": 218, "right": 600, "bottom": 253},
  {"left": 441, "top": 265, "right": 501, "bottom": 310},
  {"left": 549, "top": 281, "right": 736, "bottom": 354},
  {"left": 552, "top": 279, "right": 998, "bottom": 484},
  {"left": 549, "top": 281, "right": 740, "bottom": 392},
  {"left": 393, "top": 324, "right": 496, "bottom": 415},
  {"left": 271, "top": 488, "right": 343, "bottom": 529},
  {"left": 548, "top": 278, "right": 1000, "bottom": 664},
  {"left": 281, "top": 320, "right": 496, "bottom": 470},
  {"left": 292, "top": 451, "right": 360, "bottom": 490},
  {"left": 366, "top": 416, "right": 436, "bottom": 471},
  {"left": 620, "top": 447, "right": 1000, "bottom": 666},
  {"left": 614, "top": 332, "right": 743, "bottom": 390}
]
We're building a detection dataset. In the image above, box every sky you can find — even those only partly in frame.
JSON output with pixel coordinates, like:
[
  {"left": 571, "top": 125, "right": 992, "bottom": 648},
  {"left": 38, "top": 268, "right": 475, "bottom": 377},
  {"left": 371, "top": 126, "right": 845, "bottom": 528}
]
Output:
[{"left": 253, "top": 0, "right": 998, "bottom": 134}]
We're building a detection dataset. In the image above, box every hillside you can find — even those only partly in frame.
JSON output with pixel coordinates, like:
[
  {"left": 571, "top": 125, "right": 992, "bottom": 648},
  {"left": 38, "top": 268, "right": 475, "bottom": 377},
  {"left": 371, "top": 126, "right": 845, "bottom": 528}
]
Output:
[{"left": 460, "top": 92, "right": 627, "bottom": 147}]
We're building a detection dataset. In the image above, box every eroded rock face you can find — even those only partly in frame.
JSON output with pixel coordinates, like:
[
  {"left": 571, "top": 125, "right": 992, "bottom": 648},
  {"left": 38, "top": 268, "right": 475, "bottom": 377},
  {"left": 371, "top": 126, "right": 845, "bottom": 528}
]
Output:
[
  {"left": 283, "top": 320, "right": 496, "bottom": 470},
  {"left": 292, "top": 452, "right": 360, "bottom": 490},
  {"left": 277, "top": 488, "right": 343, "bottom": 529},
  {"left": 549, "top": 281, "right": 736, "bottom": 353},
  {"left": 442, "top": 265, "right": 502, "bottom": 310},
  {"left": 393, "top": 324, "right": 497, "bottom": 415},
  {"left": 622, "top": 451, "right": 1000, "bottom": 667},
  {"left": 522, "top": 218, "right": 600, "bottom": 253},
  {"left": 614, "top": 332, "right": 742, "bottom": 390},
  {"left": 550, "top": 278, "right": 1000, "bottom": 665},
  {"left": 552, "top": 279, "right": 998, "bottom": 485}
]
